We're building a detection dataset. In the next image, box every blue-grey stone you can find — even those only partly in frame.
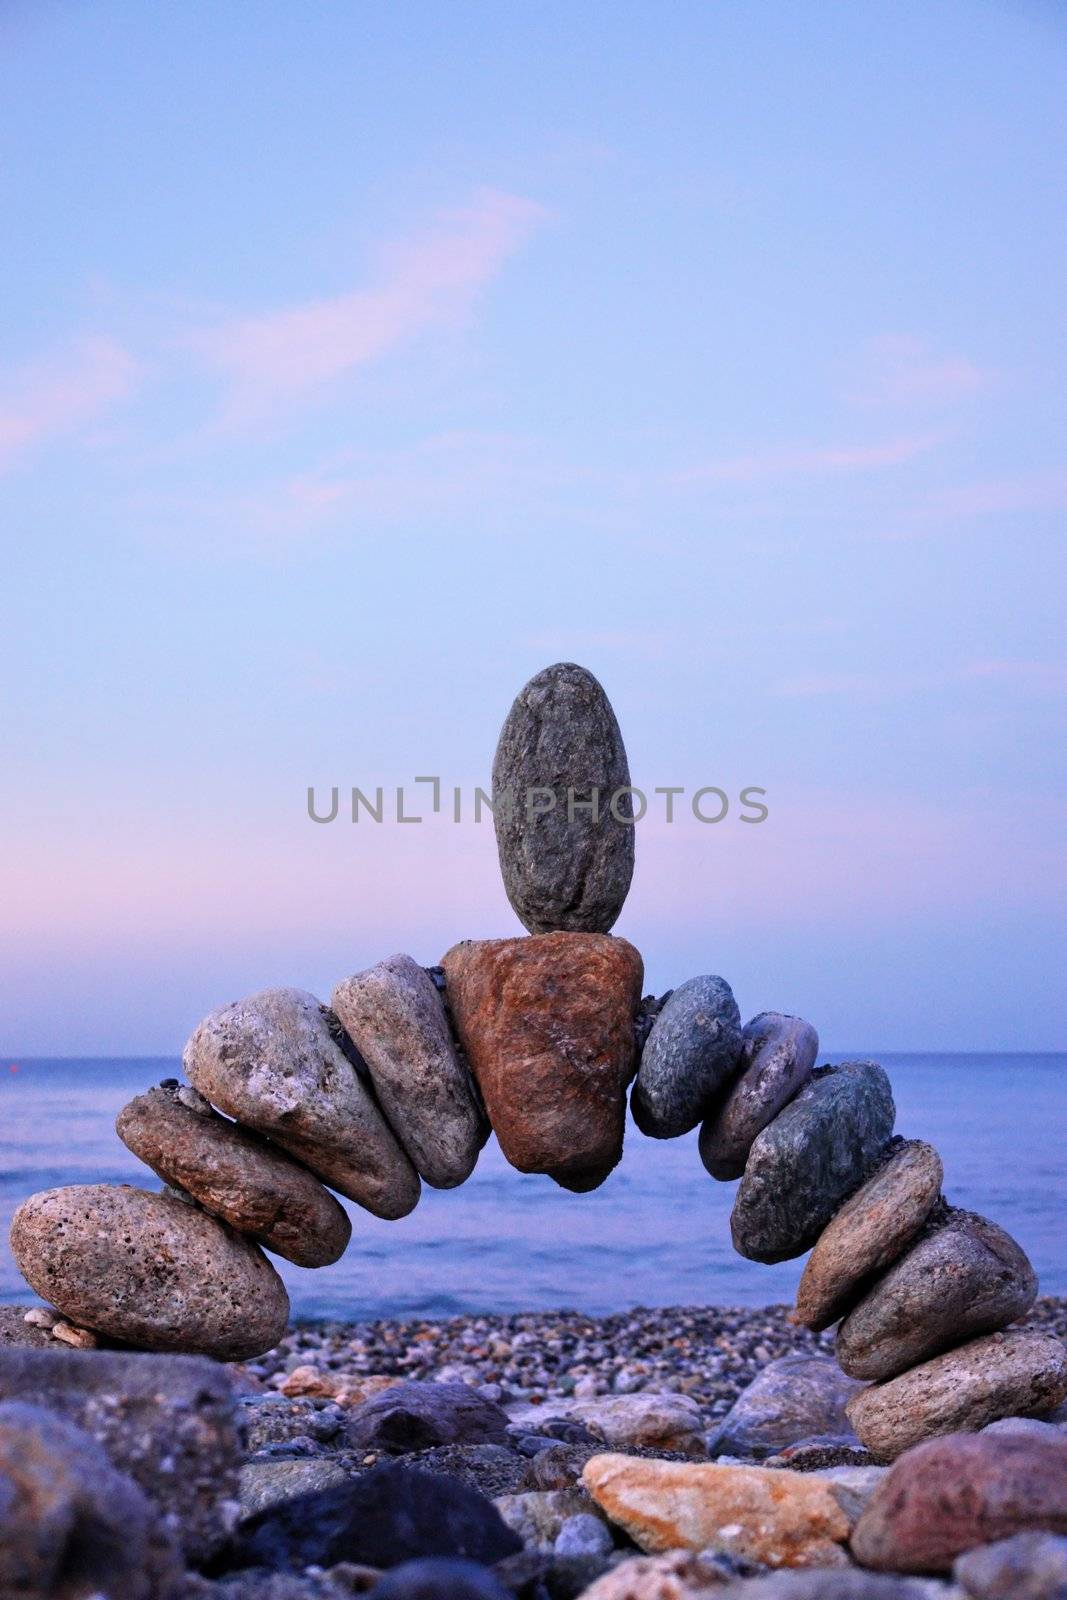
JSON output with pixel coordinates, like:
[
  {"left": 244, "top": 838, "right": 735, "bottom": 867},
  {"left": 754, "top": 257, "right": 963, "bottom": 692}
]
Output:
[
  {"left": 954, "top": 1531, "right": 1067, "bottom": 1599},
  {"left": 491, "top": 662, "right": 634, "bottom": 935},
  {"left": 731, "top": 1061, "right": 895, "bottom": 1263},
  {"left": 630, "top": 975, "right": 742, "bottom": 1138},
  {"left": 700, "top": 1011, "right": 819, "bottom": 1179}
]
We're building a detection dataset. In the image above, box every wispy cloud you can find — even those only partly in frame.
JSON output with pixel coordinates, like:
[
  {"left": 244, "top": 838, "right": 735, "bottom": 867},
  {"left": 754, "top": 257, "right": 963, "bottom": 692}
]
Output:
[
  {"left": 846, "top": 334, "right": 988, "bottom": 408},
  {"left": 672, "top": 434, "right": 937, "bottom": 486},
  {"left": 188, "top": 189, "right": 546, "bottom": 424},
  {"left": 920, "top": 469, "right": 1067, "bottom": 520},
  {"left": 0, "top": 336, "right": 139, "bottom": 471}
]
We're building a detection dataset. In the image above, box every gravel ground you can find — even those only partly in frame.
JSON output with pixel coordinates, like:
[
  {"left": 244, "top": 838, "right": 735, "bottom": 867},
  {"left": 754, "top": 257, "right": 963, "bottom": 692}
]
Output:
[{"left": 241, "top": 1295, "right": 1067, "bottom": 1418}]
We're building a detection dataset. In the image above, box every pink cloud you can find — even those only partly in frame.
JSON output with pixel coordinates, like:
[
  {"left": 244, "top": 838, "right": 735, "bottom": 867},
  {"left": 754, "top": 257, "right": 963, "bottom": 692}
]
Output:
[
  {"left": 847, "top": 334, "right": 988, "bottom": 408},
  {"left": 921, "top": 469, "right": 1067, "bottom": 520},
  {"left": 191, "top": 189, "right": 547, "bottom": 422},
  {"left": 0, "top": 336, "right": 139, "bottom": 470},
  {"left": 672, "top": 434, "right": 937, "bottom": 486}
]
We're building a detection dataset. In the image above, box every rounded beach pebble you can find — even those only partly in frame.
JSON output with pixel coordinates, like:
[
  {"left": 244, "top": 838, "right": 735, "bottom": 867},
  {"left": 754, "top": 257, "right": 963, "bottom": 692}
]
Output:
[
  {"left": 115, "top": 1081, "right": 351, "bottom": 1266},
  {"left": 699, "top": 1011, "right": 818, "bottom": 1179},
  {"left": 183, "top": 986, "right": 420, "bottom": 1219},
  {"left": 9, "top": 1184, "right": 290, "bottom": 1360},
  {"left": 836, "top": 1208, "right": 1037, "bottom": 1381},
  {"left": 441, "top": 931, "right": 643, "bottom": 1191},
  {"left": 731, "top": 1060, "right": 895, "bottom": 1263},
  {"left": 630, "top": 975, "right": 742, "bottom": 1139},
  {"left": 793, "top": 1138, "right": 943, "bottom": 1331},
  {"left": 331, "top": 954, "right": 484, "bottom": 1189},
  {"left": 492, "top": 662, "right": 634, "bottom": 935},
  {"left": 850, "top": 1430, "right": 1067, "bottom": 1573},
  {"left": 846, "top": 1328, "right": 1067, "bottom": 1461}
]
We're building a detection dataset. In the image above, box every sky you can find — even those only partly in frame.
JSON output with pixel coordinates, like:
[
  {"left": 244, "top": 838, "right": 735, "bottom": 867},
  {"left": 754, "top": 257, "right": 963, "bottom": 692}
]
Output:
[{"left": 1, "top": 0, "right": 1065, "bottom": 1054}]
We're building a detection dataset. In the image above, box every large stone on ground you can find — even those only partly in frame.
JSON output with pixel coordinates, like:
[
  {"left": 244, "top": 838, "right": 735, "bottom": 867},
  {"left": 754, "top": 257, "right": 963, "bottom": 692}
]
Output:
[
  {"left": 731, "top": 1061, "right": 895, "bottom": 1263},
  {"left": 851, "top": 1430, "right": 1067, "bottom": 1573},
  {"left": 707, "top": 1355, "right": 862, "bottom": 1460},
  {"left": 794, "top": 1139, "right": 943, "bottom": 1331},
  {"left": 566, "top": 1391, "right": 706, "bottom": 1455},
  {"left": 9, "top": 1184, "right": 289, "bottom": 1362},
  {"left": 330, "top": 954, "right": 484, "bottom": 1189},
  {"left": 239, "top": 1458, "right": 353, "bottom": 1518},
  {"left": 0, "top": 1346, "right": 240, "bottom": 1563},
  {"left": 709, "top": 1576, "right": 944, "bottom": 1598},
  {"left": 184, "top": 986, "right": 420, "bottom": 1218},
  {"left": 440, "top": 932, "right": 643, "bottom": 1190},
  {"left": 954, "top": 1530, "right": 1067, "bottom": 1599},
  {"left": 581, "top": 1453, "right": 852, "bottom": 1567},
  {"left": 630, "top": 976, "right": 743, "bottom": 1139},
  {"left": 492, "top": 661, "right": 635, "bottom": 935},
  {"left": 847, "top": 1329, "right": 1067, "bottom": 1461},
  {"left": 837, "top": 1209, "right": 1037, "bottom": 1381},
  {"left": 699, "top": 1012, "right": 818, "bottom": 1180},
  {"left": 116, "top": 1081, "right": 351, "bottom": 1267},
  {"left": 0, "top": 1400, "right": 183, "bottom": 1600},
  {"left": 372, "top": 1559, "right": 511, "bottom": 1600},
  {"left": 578, "top": 1549, "right": 768, "bottom": 1598},
  {"left": 345, "top": 1380, "right": 509, "bottom": 1454},
  {"left": 237, "top": 1461, "right": 522, "bottom": 1570}
]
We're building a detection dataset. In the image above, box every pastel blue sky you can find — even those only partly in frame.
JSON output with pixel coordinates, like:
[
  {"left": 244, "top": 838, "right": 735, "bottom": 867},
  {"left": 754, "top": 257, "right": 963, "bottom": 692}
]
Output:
[{"left": 2, "top": 1, "right": 1065, "bottom": 1053}]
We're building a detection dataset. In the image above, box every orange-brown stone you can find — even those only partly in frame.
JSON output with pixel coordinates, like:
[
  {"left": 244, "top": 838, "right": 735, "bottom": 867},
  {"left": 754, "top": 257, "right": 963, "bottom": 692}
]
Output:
[{"left": 440, "top": 932, "right": 643, "bottom": 1191}]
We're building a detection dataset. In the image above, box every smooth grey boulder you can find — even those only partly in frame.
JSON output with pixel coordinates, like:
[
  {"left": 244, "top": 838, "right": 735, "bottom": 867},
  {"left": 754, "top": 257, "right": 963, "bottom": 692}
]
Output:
[
  {"left": 0, "top": 1347, "right": 240, "bottom": 1564},
  {"left": 239, "top": 1457, "right": 352, "bottom": 1519},
  {"left": 731, "top": 1061, "right": 895, "bottom": 1263},
  {"left": 0, "top": 1400, "right": 183, "bottom": 1600},
  {"left": 10, "top": 1184, "right": 289, "bottom": 1361},
  {"left": 955, "top": 1531, "right": 1067, "bottom": 1599},
  {"left": 699, "top": 1011, "right": 818, "bottom": 1178},
  {"left": 630, "top": 975, "right": 743, "bottom": 1139},
  {"left": 836, "top": 1208, "right": 1038, "bottom": 1381},
  {"left": 331, "top": 954, "right": 484, "bottom": 1188},
  {"left": 491, "top": 662, "right": 634, "bottom": 934},
  {"left": 346, "top": 1380, "right": 510, "bottom": 1455},
  {"left": 184, "top": 986, "right": 420, "bottom": 1219},
  {"left": 707, "top": 1355, "right": 863, "bottom": 1460}
]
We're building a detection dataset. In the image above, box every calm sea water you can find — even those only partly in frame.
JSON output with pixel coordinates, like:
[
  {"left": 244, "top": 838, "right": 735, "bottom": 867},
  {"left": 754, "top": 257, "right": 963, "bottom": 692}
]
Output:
[{"left": 1, "top": 1054, "right": 1063, "bottom": 1321}]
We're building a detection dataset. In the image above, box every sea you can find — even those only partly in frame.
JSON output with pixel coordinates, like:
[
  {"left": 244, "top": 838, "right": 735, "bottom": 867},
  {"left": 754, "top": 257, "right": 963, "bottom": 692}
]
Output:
[{"left": 1, "top": 1053, "right": 1063, "bottom": 1323}]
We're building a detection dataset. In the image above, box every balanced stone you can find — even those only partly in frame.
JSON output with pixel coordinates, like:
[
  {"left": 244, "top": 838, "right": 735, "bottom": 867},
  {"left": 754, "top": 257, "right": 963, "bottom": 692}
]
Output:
[
  {"left": 116, "top": 1082, "right": 351, "bottom": 1266},
  {"left": 630, "top": 975, "right": 742, "bottom": 1139},
  {"left": 491, "top": 662, "right": 634, "bottom": 935},
  {"left": 846, "top": 1329, "right": 1067, "bottom": 1461},
  {"left": 836, "top": 1208, "right": 1037, "bottom": 1381},
  {"left": 9, "top": 1184, "right": 289, "bottom": 1360},
  {"left": 184, "top": 986, "right": 420, "bottom": 1219},
  {"left": 699, "top": 1011, "right": 818, "bottom": 1179},
  {"left": 331, "top": 954, "right": 484, "bottom": 1189},
  {"left": 851, "top": 1431, "right": 1067, "bottom": 1573},
  {"left": 441, "top": 932, "right": 643, "bottom": 1191},
  {"left": 731, "top": 1061, "right": 895, "bottom": 1263},
  {"left": 793, "top": 1139, "right": 943, "bottom": 1331}
]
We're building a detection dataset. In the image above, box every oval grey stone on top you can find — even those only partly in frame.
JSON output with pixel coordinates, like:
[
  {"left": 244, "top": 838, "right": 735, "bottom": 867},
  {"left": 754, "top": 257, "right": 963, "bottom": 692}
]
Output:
[
  {"left": 699, "top": 1011, "right": 818, "bottom": 1179},
  {"left": 184, "top": 986, "right": 420, "bottom": 1220},
  {"left": 331, "top": 954, "right": 485, "bottom": 1189},
  {"left": 730, "top": 1060, "right": 895, "bottom": 1264},
  {"left": 116, "top": 1081, "right": 351, "bottom": 1266},
  {"left": 492, "top": 662, "right": 634, "bottom": 935},
  {"left": 630, "top": 975, "right": 742, "bottom": 1139},
  {"left": 836, "top": 1208, "right": 1038, "bottom": 1381},
  {"left": 794, "top": 1138, "right": 943, "bottom": 1330}
]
